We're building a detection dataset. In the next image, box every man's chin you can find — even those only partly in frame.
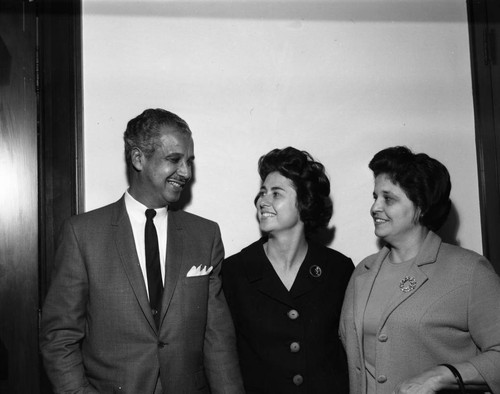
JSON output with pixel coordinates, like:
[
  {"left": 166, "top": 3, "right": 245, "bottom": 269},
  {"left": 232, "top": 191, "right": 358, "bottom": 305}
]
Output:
[{"left": 164, "top": 191, "right": 183, "bottom": 205}]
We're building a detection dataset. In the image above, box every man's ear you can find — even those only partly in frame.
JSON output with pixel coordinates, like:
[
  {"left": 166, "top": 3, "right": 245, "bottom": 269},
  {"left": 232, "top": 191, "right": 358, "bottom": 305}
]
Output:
[{"left": 130, "top": 147, "right": 145, "bottom": 171}]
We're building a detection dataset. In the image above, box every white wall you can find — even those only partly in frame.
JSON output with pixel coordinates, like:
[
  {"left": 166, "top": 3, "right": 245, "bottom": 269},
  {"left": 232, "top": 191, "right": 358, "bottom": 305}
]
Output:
[{"left": 82, "top": 0, "right": 482, "bottom": 264}]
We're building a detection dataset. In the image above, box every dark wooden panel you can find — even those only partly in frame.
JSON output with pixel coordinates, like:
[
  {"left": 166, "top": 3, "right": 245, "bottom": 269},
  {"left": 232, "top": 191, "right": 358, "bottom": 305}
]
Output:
[
  {"left": 467, "top": 0, "right": 500, "bottom": 274},
  {"left": 37, "top": 1, "right": 83, "bottom": 392},
  {"left": 0, "top": 1, "right": 40, "bottom": 393},
  {"left": 38, "top": 0, "right": 84, "bottom": 302}
]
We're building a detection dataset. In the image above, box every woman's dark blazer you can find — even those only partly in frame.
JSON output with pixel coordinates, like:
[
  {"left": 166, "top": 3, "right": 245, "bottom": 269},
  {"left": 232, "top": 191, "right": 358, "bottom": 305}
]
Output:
[{"left": 222, "top": 238, "right": 354, "bottom": 394}]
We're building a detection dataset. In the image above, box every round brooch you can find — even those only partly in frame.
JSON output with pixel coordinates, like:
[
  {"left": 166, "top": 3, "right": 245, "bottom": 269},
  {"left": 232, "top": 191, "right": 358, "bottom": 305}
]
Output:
[
  {"left": 399, "top": 276, "right": 417, "bottom": 293},
  {"left": 309, "top": 265, "right": 322, "bottom": 278}
]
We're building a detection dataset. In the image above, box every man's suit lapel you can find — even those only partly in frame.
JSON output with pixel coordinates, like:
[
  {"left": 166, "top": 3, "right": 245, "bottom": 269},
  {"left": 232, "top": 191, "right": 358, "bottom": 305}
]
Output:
[
  {"left": 159, "top": 211, "right": 184, "bottom": 325},
  {"left": 112, "top": 198, "right": 157, "bottom": 330}
]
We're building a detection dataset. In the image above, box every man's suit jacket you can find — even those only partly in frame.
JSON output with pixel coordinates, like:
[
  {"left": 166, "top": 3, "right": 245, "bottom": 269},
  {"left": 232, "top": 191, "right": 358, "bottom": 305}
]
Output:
[
  {"left": 222, "top": 238, "right": 354, "bottom": 393},
  {"left": 339, "top": 231, "right": 500, "bottom": 394},
  {"left": 40, "top": 197, "right": 244, "bottom": 394}
]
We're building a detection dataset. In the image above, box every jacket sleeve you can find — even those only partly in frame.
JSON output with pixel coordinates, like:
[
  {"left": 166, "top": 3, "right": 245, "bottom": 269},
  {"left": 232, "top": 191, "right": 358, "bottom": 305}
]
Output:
[
  {"left": 466, "top": 257, "right": 500, "bottom": 394},
  {"left": 39, "top": 219, "right": 98, "bottom": 394},
  {"left": 339, "top": 259, "right": 362, "bottom": 347},
  {"left": 339, "top": 274, "right": 354, "bottom": 346},
  {"left": 203, "top": 223, "right": 245, "bottom": 394}
]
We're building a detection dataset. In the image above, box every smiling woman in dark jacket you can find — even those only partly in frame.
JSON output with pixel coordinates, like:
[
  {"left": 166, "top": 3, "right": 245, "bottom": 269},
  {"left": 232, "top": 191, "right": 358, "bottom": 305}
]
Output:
[{"left": 222, "top": 147, "right": 354, "bottom": 394}]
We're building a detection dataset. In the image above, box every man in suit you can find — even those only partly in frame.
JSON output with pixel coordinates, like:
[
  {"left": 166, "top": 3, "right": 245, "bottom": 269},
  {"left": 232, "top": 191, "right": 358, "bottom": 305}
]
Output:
[{"left": 40, "top": 109, "right": 244, "bottom": 394}]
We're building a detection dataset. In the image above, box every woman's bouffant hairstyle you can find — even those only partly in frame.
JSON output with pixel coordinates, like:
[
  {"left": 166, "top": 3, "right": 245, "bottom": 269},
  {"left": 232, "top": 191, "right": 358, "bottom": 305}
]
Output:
[
  {"left": 257, "top": 147, "right": 333, "bottom": 235},
  {"left": 123, "top": 108, "right": 191, "bottom": 180},
  {"left": 369, "top": 146, "right": 451, "bottom": 231}
]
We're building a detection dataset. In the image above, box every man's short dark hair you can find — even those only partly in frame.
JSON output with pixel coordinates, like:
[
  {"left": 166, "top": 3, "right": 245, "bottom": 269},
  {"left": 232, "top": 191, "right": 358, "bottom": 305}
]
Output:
[{"left": 123, "top": 108, "right": 191, "bottom": 179}]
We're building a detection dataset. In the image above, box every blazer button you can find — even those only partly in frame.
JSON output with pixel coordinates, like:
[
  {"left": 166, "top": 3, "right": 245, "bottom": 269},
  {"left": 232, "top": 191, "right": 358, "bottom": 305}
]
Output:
[
  {"left": 378, "top": 334, "right": 388, "bottom": 342},
  {"left": 287, "top": 309, "right": 299, "bottom": 320},
  {"left": 292, "top": 374, "right": 304, "bottom": 386},
  {"left": 290, "top": 342, "right": 300, "bottom": 353},
  {"left": 377, "top": 375, "right": 387, "bottom": 383},
  {"left": 158, "top": 341, "right": 166, "bottom": 348}
]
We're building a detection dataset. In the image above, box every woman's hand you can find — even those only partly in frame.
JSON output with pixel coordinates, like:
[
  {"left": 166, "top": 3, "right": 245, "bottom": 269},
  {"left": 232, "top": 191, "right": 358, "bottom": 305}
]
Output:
[
  {"left": 392, "top": 365, "right": 451, "bottom": 394},
  {"left": 393, "top": 362, "right": 489, "bottom": 394},
  {"left": 392, "top": 378, "right": 439, "bottom": 394}
]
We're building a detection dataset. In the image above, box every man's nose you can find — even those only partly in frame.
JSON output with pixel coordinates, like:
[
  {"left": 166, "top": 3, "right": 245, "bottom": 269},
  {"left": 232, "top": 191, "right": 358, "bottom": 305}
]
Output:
[{"left": 177, "top": 161, "right": 191, "bottom": 178}]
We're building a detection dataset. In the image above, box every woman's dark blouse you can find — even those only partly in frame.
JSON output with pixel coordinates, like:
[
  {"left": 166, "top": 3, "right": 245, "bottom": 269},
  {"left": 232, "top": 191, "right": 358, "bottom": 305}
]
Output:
[{"left": 222, "top": 238, "right": 354, "bottom": 394}]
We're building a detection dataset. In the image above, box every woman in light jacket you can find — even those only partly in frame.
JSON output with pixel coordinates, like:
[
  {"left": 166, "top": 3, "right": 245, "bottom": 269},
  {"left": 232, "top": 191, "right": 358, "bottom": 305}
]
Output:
[{"left": 340, "top": 146, "right": 500, "bottom": 394}]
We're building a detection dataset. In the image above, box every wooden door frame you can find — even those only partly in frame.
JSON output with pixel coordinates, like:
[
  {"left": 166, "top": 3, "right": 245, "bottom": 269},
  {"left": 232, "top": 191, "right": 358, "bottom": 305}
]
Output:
[
  {"left": 467, "top": 0, "right": 500, "bottom": 274},
  {"left": 38, "top": 0, "right": 84, "bottom": 302},
  {"left": 37, "top": 0, "right": 83, "bottom": 391},
  {"left": 0, "top": 2, "right": 39, "bottom": 392}
]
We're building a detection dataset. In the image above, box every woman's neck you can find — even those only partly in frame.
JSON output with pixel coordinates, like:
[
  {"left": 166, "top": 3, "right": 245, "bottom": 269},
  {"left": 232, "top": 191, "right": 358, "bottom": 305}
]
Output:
[
  {"left": 388, "top": 227, "right": 429, "bottom": 263},
  {"left": 264, "top": 231, "right": 308, "bottom": 291},
  {"left": 265, "top": 231, "right": 308, "bottom": 271}
]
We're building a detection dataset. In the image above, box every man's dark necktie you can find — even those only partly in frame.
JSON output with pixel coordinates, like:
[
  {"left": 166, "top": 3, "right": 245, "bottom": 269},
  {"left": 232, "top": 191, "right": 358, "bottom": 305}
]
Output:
[{"left": 145, "top": 209, "right": 163, "bottom": 327}]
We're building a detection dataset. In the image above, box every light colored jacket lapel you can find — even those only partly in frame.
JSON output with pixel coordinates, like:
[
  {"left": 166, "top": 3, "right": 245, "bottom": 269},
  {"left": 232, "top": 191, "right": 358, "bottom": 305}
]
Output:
[
  {"left": 378, "top": 232, "right": 440, "bottom": 329},
  {"left": 377, "top": 265, "right": 429, "bottom": 330},
  {"left": 353, "top": 248, "right": 389, "bottom": 354},
  {"left": 355, "top": 232, "right": 441, "bottom": 344}
]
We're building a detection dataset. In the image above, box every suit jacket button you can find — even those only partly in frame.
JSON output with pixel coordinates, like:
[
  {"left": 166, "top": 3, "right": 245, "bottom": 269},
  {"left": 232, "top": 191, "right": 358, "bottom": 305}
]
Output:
[
  {"left": 292, "top": 374, "right": 303, "bottom": 386},
  {"left": 290, "top": 341, "right": 300, "bottom": 353},
  {"left": 377, "top": 375, "right": 387, "bottom": 383},
  {"left": 378, "top": 334, "right": 388, "bottom": 342},
  {"left": 158, "top": 341, "right": 166, "bottom": 348},
  {"left": 287, "top": 309, "right": 299, "bottom": 320}
]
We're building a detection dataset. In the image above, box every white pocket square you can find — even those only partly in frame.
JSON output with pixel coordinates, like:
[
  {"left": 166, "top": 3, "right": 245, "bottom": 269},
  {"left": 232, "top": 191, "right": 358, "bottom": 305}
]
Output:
[{"left": 186, "top": 265, "right": 213, "bottom": 277}]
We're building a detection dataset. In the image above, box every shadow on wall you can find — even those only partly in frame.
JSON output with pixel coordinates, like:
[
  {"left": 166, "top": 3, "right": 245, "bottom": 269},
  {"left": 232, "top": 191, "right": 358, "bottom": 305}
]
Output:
[{"left": 436, "top": 202, "right": 460, "bottom": 246}]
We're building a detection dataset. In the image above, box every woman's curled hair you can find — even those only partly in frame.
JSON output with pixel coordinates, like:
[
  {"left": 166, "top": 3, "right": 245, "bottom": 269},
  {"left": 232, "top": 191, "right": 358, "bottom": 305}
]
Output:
[
  {"left": 369, "top": 146, "right": 451, "bottom": 231},
  {"left": 258, "top": 147, "right": 333, "bottom": 235}
]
